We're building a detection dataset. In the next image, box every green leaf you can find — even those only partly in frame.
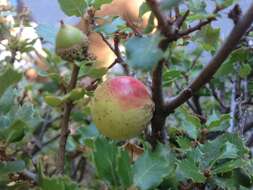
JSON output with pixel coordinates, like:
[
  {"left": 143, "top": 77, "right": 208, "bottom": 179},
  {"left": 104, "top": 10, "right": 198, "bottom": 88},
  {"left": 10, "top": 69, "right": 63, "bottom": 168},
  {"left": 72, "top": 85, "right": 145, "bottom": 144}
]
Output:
[
  {"left": 213, "top": 159, "right": 246, "bottom": 174},
  {"left": 0, "top": 67, "right": 22, "bottom": 97},
  {"left": 0, "top": 160, "right": 26, "bottom": 174},
  {"left": 125, "top": 34, "right": 163, "bottom": 71},
  {"left": 216, "top": 0, "right": 236, "bottom": 7},
  {"left": 40, "top": 176, "right": 79, "bottom": 190},
  {"left": 139, "top": 2, "right": 150, "bottom": 17},
  {"left": 143, "top": 13, "right": 155, "bottom": 34},
  {"left": 179, "top": 107, "right": 201, "bottom": 139},
  {"left": 44, "top": 95, "right": 63, "bottom": 107},
  {"left": 221, "top": 142, "right": 239, "bottom": 159},
  {"left": 6, "top": 120, "right": 27, "bottom": 143},
  {"left": 76, "top": 123, "right": 99, "bottom": 144},
  {"left": 95, "top": 17, "right": 126, "bottom": 34},
  {"left": 189, "top": 0, "right": 206, "bottom": 13},
  {"left": 0, "top": 88, "right": 15, "bottom": 114},
  {"left": 80, "top": 65, "right": 107, "bottom": 78},
  {"left": 133, "top": 144, "right": 175, "bottom": 190},
  {"left": 63, "top": 88, "right": 85, "bottom": 101},
  {"left": 58, "top": 0, "right": 87, "bottom": 16},
  {"left": 206, "top": 113, "right": 230, "bottom": 131},
  {"left": 176, "top": 137, "right": 192, "bottom": 150},
  {"left": 239, "top": 64, "right": 252, "bottom": 78},
  {"left": 93, "top": 137, "right": 120, "bottom": 186},
  {"left": 117, "top": 150, "right": 133, "bottom": 188},
  {"left": 93, "top": 0, "right": 112, "bottom": 9},
  {"left": 177, "top": 158, "right": 206, "bottom": 183},
  {"left": 216, "top": 48, "right": 250, "bottom": 77},
  {"left": 194, "top": 25, "right": 220, "bottom": 52},
  {"left": 163, "top": 69, "right": 182, "bottom": 87}
]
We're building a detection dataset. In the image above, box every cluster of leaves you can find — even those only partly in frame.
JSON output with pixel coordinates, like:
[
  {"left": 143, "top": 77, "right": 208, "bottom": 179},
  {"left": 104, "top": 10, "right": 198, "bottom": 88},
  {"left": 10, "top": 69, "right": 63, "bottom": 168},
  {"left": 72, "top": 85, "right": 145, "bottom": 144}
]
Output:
[{"left": 0, "top": 0, "right": 253, "bottom": 190}]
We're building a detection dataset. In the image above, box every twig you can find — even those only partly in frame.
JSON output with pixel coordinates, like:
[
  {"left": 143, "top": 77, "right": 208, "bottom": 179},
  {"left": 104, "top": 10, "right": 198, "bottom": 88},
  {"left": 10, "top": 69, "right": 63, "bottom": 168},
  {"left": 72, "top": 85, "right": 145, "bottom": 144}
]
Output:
[
  {"left": 164, "top": 3, "right": 253, "bottom": 114},
  {"left": 146, "top": 0, "right": 174, "bottom": 37},
  {"left": 246, "top": 134, "right": 253, "bottom": 147},
  {"left": 56, "top": 64, "right": 80, "bottom": 174},
  {"left": 228, "top": 79, "right": 238, "bottom": 132},
  {"left": 99, "top": 32, "right": 129, "bottom": 74},
  {"left": 191, "top": 95, "right": 202, "bottom": 115},
  {"left": 178, "top": 18, "right": 215, "bottom": 37},
  {"left": 175, "top": 10, "right": 190, "bottom": 30},
  {"left": 208, "top": 83, "right": 229, "bottom": 113}
]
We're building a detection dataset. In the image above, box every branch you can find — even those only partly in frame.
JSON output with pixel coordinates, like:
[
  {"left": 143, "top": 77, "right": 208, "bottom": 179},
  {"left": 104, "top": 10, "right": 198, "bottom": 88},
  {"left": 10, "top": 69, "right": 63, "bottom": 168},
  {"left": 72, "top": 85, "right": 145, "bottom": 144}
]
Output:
[
  {"left": 149, "top": 61, "right": 168, "bottom": 147},
  {"left": 175, "top": 10, "right": 190, "bottom": 30},
  {"left": 146, "top": 0, "right": 173, "bottom": 36},
  {"left": 209, "top": 83, "right": 229, "bottom": 113},
  {"left": 178, "top": 18, "right": 215, "bottom": 37},
  {"left": 56, "top": 64, "right": 80, "bottom": 174},
  {"left": 228, "top": 79, "right": 238, "bottom": 132},
  {"left": 246, "top": 133, "right": 253, "bottom": 147},
  {"left": 164, "top": 3, "right": 253, "bottom": 114}
]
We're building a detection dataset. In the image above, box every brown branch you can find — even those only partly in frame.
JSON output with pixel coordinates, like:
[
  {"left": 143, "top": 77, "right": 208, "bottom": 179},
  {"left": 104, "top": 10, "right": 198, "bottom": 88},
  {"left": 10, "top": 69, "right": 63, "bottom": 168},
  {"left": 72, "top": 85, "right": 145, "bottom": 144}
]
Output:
[
  {"left": 146, "top": 0, "right": 173, "bottom": 37},
  {"left": 175, "top": 10, "right": 190, "bottom": 30},
  {"left": 178, "top": 18, "right": 215, "bottom": 37},
  {"left": 164, "top": 2, "right": 253, "bottom": 114},
  {"left": 149, "top": 61, "right": 168, "bottom": 147},
  {"left": 209, "top": 83, "right": 230, "bottom": 113},
  {"left": 246, "top": 134, "right": 253, "bottom": 147},
  {"left": 56, "top": 63, "right": 80, "bottom": 174}
]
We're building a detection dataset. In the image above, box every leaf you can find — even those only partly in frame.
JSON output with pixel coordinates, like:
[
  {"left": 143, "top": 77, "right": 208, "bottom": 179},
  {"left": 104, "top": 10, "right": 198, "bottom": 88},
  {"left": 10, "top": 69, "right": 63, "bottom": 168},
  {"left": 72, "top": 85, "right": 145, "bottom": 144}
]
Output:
[
  {"left": 6, "top": 120, "right": 27, "bottom": 143},
  {"left": 0, "top": 67, "right": 22, "bottom": 97},
  {"left": 133, "top": 144, "right": 175, "bottom": 190},
  {"left": 63, "top": 88, "right": 85, "bottom": 101},
  {"left": 11, "top": 103, "right": 42, "bottom": 129},
  {"left": 93, "top": 0, "right": 113, "bottom": 9},
  {"left": 239, "top": 64, "right": 252, "bottom": 78},
  {"left": 117, "top": 150, "right": 133, "bottom": 188},
  {"left": 177, "top": 158, "right": 206, "bottom": 183},
  {"left": 0, "top": 160, "right": 26, "bottom": 174},
  {"left": 58, "top": 0, "right": 87, "bottom": 16},
  {"left": 93, "top": 137, "right": 133, "bottom": 188},
  {"left": 163, "top": 69, "right": 182, "bottom": 87},
  {"left": 206, "top": 113, "right": 230, "bottom": 131},
  {"left": 44, "top": 95, "right": 63, "bottom": 107},
  {"left": 40, "top": 176, "right": 80, "bottom": 190},
  {"left": 176, "top": 137, "right": 192, "bottom": 150},
  {"left": 194, "top": 25, "right": 220, "bottom": 52},
  {"left": 221, "top": 142, "right": 238, "bottom": 159},
  {"left": 139, "top": 2, "right": 150, "bottom": 17},
  {"left": 80, "top": 65, "right": 107, "bottom": 78},
  {"left": 125, "top": 34, "right": 163, "bottom": 71},
  {"left": 216, "top": 0, "right": 236, "bottom": 7},
  {"left": 95, "top": 17, "right": 126, "bottom": 34},
  {"left": 179, "top": 107, "right": 201, "bottom": 139},
  {"left": 93, "top": 137, "right": 120, "bottom": 186},
  {"left": 189, "top": 0, "right": 206, "bottom": 13},
  {"left": 76, "top": 123, "right": 99, "bottom": 145},
  {"left": 216, "top": 48, "right": 250, "bottom": 77},
  {"left": 143, "top": 13, "right": 155, "bottom": 34},
  {"left": 213, "top": 159, "right": 246, "bottom": 174},
  {"left": 0, "top": 87, "right": 15, "bottom": 114}
]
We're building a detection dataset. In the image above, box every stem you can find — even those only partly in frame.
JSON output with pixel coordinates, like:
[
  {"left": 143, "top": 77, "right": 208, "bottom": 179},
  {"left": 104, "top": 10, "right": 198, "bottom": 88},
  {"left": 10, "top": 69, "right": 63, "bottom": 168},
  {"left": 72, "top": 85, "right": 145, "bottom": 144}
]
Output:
[
  {"left": 164, "top": 2, "right": 253, "bottom": 113},
  {"left": 228, "top": 78, "right": 238, "bottom": 133},
  {"left": 149, "top": 61, "right": 167, "bottom": 147},
  {"left": 56, "top": 63, "right": 80, "bottom": 174}
]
